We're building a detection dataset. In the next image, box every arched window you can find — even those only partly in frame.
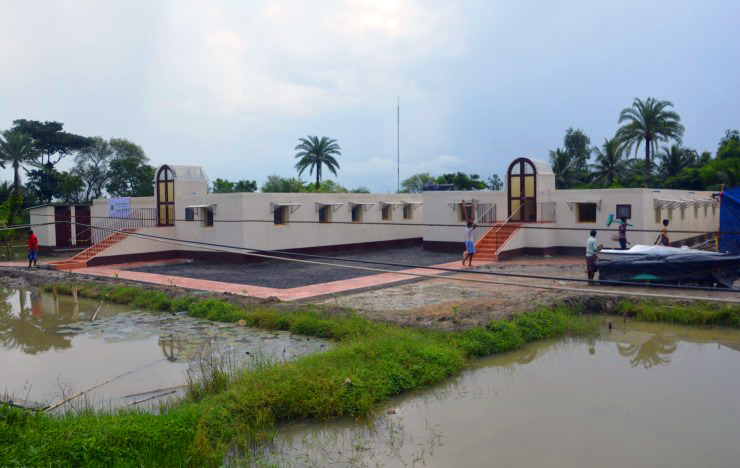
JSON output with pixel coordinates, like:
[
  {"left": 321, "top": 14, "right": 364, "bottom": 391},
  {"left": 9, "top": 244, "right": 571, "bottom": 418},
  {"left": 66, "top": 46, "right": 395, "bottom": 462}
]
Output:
[
  {"left": 507, "top": 158, "right": 537, "bottom": 222},
  {"left": 156, "top": 165, "right": 175, "bottom": 226}
]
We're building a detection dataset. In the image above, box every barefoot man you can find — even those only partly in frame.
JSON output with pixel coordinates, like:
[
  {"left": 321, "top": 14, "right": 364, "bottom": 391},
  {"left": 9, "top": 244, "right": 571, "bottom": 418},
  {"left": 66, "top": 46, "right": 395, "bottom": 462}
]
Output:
[{"left": 463, "top": 221, "right": 477, "bottom": 267}]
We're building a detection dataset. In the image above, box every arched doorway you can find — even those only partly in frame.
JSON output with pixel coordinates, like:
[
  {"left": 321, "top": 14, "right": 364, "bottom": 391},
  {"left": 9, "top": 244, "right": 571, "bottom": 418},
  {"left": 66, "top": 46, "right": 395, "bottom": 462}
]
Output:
[
  {"left": 156, "top": 165, "right": 175, "bottom": 226},
  {"left": 507, "top": 158, "right": 537, "bottom": 222}
]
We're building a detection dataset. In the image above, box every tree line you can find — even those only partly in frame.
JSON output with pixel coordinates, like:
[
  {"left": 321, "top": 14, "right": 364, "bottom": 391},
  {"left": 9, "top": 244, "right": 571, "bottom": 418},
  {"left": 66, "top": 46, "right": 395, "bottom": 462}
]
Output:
[
  {"left": 551, "top": 97, "right": 740, "bottom": 190},
  {"left": 0, "top": 119, "right": 155, "bottom": 224}
]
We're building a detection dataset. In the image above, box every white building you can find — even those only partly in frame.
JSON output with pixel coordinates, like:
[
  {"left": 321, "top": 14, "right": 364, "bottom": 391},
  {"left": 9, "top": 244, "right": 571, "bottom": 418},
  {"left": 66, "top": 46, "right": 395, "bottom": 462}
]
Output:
[{"left": 30, "top": 159, "right": 719, "bottom": 269}]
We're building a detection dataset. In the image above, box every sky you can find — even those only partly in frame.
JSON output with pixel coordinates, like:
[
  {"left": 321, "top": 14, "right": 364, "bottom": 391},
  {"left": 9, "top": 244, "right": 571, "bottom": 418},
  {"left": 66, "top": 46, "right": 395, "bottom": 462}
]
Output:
[{"left": 0, "top": 0, "right": 738, "bottom": 192}]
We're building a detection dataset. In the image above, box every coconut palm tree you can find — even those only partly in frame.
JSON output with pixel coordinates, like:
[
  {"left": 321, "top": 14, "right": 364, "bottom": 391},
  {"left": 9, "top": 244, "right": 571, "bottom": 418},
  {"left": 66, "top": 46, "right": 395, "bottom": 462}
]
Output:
[
  {"left": 658, "top": 144, "right": 697, "bottom": 179},
  {"left": 590, "top": 138, "right": 625, "bottom": 187},
  {"left": 615, "top": 97, "right": 684, "bottom": 187},
  {"left": 0, "top": 129, "right": 37, "bottom": 224},
  {"left": 549, "top": 148, "right": 583, "bottom": 189},
  {"left": 294, "top": 136, "right": 341, "bottom": 191}
]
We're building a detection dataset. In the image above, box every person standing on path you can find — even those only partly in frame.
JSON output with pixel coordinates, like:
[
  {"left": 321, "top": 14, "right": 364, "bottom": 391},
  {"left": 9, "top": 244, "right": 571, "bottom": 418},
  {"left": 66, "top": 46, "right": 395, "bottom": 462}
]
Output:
[
  {"left": 586, "top": 229, "right": 602, "bottom": 285},
  {"left": 463, "top": 221, "right": 477, "bottom": 267},
  {"left": 27, "top": 230, "right": 38, "bottom": 268},
  {"left": 618, "top": 216, "right": 628, "bottom": 250}
]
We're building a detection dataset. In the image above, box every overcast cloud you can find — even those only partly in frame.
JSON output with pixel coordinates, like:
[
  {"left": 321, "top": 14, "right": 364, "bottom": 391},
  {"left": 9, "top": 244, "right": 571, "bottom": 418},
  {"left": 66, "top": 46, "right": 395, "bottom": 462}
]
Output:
[{"left": 1, "top": 0, "right": 738, "bottom": 192}]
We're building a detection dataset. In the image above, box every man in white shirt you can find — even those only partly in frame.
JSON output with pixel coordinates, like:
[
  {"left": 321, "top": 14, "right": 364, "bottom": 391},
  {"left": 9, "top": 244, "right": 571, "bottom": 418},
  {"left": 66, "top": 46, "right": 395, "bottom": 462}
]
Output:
[
  {"left": 463, "top": 222, "right": 477, "bottom": 267},
  {"left": 586, "top": 229, "right": 602, "bottom": 285}
]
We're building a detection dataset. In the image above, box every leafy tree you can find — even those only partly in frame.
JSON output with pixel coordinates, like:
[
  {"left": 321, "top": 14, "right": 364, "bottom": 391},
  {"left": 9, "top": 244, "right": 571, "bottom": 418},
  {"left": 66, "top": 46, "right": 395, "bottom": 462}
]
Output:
[
  {"left": 549, "top": 148, "right": 583, "bottom": 189},
  {"left": 211, "top": 178, "right": 257, "bottom": 193},
  {"left": 11, "top": 119, "right": 91, "bottom": 168},
  {"left": 0, "top": 129, "right": 37, "bottom": 223},
  {"left": 27, "top": 167, "right": 62, "bottom": 204},
  {"left": 294, "top": 136, "right": 341, "bottom": 190},
  {"left": 400, "top": 172, "right": 434, "bottom": 193},
  {"left": 72, "top": 137, "right": 113, "bottom": 201},
  {"left": 0, "top": 182, "right": 11, "bottom": 202},
  {"left": 563, "top": 127, "right": 592, "bottom": 171},
  {"left": 487, "top": 174, "right": 503, "bottom": 190},
  {"left": 106, "top": 138, "right": 155, "bottom": 197},
  {"left": 590, "top": 138, "right": 625, "bottom": 187},
  {"left": 717, "top": 130, "right": 740, "bottom": 161},
  {"left": 435, "top": 172, "right": 486, "bottom": 190},
  {"left": 57, "top": 172, "right": 85, "bottom": 204},
  {"left": 350, "top": 186, "right": 370, "bottom": 193},
  {"left": 718, "top": 129, "right": 740, "bottom": 149},
  {"left": 260, "top": 175, "right": 306, "bottom": 193},
  {"left": 657, "top": 144, "right": 697, "bottom": 179},
  {"left": 615, "top": 97, "right": 684, "bottom": 187},
  {"left": 107, "top": 160, "right": 155, "bottom": 197},
  {"left": 305, "top": 179, "right": 349, "bottom": 193}
]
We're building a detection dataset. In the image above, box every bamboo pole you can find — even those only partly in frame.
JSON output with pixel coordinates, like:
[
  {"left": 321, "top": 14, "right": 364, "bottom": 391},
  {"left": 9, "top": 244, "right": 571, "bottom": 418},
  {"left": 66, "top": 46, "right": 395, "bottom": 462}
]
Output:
[
  {"left": 91, "top": 300, "right": 103, "bottom": 322},
  {"left": 45, "top": 358, "right": 165, "bottom": 412},
  {"left": 72, "top": 286, "right": 78, "bottom": 304},
  {"left": 123, "top": 389, "right": 177, "bottom": 408},
  {"left": 124, "top": 384, "right": 188, "bottom": 400}
]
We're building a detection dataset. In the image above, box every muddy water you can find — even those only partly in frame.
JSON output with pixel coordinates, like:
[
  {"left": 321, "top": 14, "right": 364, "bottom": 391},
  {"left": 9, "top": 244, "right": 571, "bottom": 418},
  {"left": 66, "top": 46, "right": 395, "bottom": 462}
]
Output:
[
  {"left": 259, "top": 320, "right": 740, "bottom": 468},
  {"left": 0, "top": 287, "right": 329, "bottom": 410}
]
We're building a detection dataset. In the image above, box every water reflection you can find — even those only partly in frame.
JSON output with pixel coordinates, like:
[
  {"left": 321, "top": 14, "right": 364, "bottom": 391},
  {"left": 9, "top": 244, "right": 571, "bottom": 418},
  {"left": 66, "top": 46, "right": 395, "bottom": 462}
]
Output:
[
  {"left": 262, "top": 321, "right": 740, "bottom": 468},
  {"left": 616, "top": 334, "right": 678, "bottom": 368},
  {"left": 0, "top": 288, "right": 74, "bottom": 354}
]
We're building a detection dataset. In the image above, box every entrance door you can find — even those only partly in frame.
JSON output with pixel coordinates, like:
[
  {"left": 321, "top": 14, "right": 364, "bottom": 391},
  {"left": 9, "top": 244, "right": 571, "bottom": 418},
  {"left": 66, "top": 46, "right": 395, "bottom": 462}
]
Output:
[
  {"left": 507, "top": 158, "right": 537, "bottom": 222},
  {"left": 75, "top": 206, "right": 91, "bottom": 247},
  {"left": 54, "top": 206, "right": 72, "bottom": 247},
  {"left": 156, "top": 165, "right": 175, "bottom": 226}
]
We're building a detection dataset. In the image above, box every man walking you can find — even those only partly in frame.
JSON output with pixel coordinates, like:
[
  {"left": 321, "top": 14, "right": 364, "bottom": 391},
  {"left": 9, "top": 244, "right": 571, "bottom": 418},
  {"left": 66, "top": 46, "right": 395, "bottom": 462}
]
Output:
[
  {"left": 618, "top": 216, "right": 628, "bottom": 250},
  {"left": 463, "top": 221, "right": 477, "bottom": 267},
  {"left": 586, "top": 229, "right": 601, "bottom": 285},
  {"left": 28, "top": 229, "right": 39, "bottom": 268}
]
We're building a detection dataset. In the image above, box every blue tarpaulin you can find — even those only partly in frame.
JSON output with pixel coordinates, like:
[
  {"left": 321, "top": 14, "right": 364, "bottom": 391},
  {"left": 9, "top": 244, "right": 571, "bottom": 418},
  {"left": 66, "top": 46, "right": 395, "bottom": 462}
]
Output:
[{"left": 719, "top": 186, "right": 740, "bottom": 254}]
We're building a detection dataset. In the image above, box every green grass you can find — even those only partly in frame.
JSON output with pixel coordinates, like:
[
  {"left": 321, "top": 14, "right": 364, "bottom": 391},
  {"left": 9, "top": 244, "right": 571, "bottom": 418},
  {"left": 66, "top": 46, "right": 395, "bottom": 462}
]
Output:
[
  {"left": 617, "top": 300, "right": 740, "bottom": 327},
  {"left": 5, "top": 282, "right": 732, "bottom": 466}
]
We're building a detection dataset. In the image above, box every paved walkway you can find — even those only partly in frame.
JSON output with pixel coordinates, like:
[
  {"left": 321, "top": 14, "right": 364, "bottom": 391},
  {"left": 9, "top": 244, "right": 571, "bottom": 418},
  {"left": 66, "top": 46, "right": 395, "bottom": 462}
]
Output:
[{"left": 0, "top": 259, "right": 498, "bottom": 301}]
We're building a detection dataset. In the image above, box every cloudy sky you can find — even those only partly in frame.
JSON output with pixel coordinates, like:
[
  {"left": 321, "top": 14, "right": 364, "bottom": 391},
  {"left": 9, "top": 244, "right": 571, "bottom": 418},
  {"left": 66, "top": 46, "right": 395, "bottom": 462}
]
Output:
[{"left": 1, "top": 0, "right": 738, "bottom": 192}]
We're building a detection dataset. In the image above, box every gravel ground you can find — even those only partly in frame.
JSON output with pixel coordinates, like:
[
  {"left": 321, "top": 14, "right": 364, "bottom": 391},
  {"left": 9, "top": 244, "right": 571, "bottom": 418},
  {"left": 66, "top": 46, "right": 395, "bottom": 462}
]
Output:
[{"left": 129, "top": 246, "right": 461, "bottom": 288}]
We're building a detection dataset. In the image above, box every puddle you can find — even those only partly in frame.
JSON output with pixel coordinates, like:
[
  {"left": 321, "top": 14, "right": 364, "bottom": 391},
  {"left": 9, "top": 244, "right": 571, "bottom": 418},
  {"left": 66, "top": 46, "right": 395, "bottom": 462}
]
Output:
[
  {"left": 255, "top": 320, "right": 740, "bottom": 468},
  {"left": 0, "top": 286, "right": 329, "bottom": 410}
]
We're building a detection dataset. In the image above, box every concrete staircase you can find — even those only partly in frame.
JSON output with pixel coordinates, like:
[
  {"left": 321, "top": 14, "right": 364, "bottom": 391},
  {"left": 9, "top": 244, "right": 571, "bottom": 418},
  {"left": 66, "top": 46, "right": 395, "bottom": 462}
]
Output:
[
  {"left": 48, "top": 228, "right": 138, "bottom": 271},
  {"left": 474, "top": 223, "right": 520, "bottom": 262}
]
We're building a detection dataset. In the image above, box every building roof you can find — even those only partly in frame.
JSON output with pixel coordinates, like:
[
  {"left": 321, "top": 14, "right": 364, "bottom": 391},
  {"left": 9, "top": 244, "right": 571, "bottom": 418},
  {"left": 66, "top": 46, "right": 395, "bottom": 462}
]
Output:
[{"left": 27, "top": 203, "right": 92, "bottom": 210}]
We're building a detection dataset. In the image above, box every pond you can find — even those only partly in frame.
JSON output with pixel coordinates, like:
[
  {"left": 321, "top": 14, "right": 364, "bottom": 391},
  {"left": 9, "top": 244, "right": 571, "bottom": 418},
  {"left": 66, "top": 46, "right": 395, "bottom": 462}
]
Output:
[
  {"left": 0, "top": 286, "right": 329, "bottom": 411},
  {"left": 256, "top": 320, "right": 740, "bottom": 467}
]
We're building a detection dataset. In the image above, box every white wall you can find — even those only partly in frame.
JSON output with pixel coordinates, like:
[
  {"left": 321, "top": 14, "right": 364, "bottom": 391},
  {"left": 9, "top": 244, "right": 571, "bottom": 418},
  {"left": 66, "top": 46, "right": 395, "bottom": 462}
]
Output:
[
  {"left": 422, "top": 190, "right": 505, "bottom": 243},
  {"left": 94, "top": 192, "right": 424, "bottom": 259},
  {"left": 29, "top": 206, "right": 55, "bottom": 247}
]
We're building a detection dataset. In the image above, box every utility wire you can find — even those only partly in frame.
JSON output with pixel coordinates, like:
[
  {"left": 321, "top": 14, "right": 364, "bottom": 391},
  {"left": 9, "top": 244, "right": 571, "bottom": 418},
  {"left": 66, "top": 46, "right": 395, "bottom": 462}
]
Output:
[
  {"left": 27, "top": 212, "right": 732, "bottom": 235},
  {"left": 63, "top": 221, "right": 740, "bottom": 295}
]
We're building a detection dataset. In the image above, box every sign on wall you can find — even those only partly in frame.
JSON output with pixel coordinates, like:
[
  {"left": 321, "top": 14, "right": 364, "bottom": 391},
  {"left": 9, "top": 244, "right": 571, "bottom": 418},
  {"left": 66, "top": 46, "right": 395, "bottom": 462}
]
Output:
[{"left": 109, "top": 197, "right": 131, "bottom": 218}]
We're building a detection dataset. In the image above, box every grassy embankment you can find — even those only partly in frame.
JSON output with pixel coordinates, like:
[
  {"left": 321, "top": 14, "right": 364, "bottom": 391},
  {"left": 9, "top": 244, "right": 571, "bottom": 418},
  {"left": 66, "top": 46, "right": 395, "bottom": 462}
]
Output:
[{"left": 1, "top": 283, "right": 738, "bottom": 466}]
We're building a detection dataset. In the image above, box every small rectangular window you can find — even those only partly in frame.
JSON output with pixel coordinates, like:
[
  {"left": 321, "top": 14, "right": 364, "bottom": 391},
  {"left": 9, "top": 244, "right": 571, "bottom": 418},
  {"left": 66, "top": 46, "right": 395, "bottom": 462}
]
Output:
[
  {"left": 203, "top": 208, "right": 214, "bottom": 227},
  {"left": 712, "top": 205, "right": 716, "bottom": 215},
  {"left": 680, "top": 207, "right": 685, "bottom": 220},
  {"left": 274, "top": 206, "right": 287, "bottom": 225},
  {"left": 403, "top": 205, "right": 413, "bottom": 220},
  {"left": 655, "top": 207, "right": 662, "bottom": 224},
  {"left": 185, "top": 208, "right": 194, "bottom": 221},
  {"left": 667, "top": 208, "right": 673, "bottom": 221},
  {"left": 616, "top": 204, "right": 631, "bottom": 220},
  {"left": 459, "top": 203, "right": 474, "bottom": 222},
  {"left": 352, "top": 205, "right": 363, "bottom": 223},
  {"left": 704, "top": 205, "right": 708, "bottom": 217},
  {"left": 577, "top": 203, "right": 597, "bottom": 223},
  {"left": 694, "top": 206, "right": 699, "bottom": 218},
  {"left": 382, "top": 205, "right": 392, "bottom": 221},
  {"left": 318, "top": 205, "right": 331, "bottom": 223}
]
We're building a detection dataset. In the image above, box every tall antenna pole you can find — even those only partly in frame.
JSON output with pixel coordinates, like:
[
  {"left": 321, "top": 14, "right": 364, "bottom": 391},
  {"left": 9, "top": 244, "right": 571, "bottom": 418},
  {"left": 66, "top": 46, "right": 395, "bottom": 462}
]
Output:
[{"left": 397, "top": 96, "right": 400, "bottom": 193}]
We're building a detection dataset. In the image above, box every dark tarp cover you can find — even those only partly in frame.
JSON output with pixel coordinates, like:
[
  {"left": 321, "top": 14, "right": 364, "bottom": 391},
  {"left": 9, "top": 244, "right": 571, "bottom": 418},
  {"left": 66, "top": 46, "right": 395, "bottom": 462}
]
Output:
[
  {"left": 720, "top": 186, "right": 740, "bottom": 254},
  {"left": 597, "top": 253, "right": 740, "bottom": 287}
]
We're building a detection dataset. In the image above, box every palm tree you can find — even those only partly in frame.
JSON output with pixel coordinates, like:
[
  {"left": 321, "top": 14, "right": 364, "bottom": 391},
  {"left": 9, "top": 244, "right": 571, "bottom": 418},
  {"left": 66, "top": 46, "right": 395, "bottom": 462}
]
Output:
[
  {"left": 615, "top": 97, "right": 684, "bottom": 187},
  {"left": 0, "top": 129, "right": 37, "bottom": 224},
  {"left": 590, "top": 138, "right": 625, "bottom": 187},
  {"left": 294, "top": 136, "right": 341, "bottom": 191},
  {"left": 658, "top": 144, "right": 697, "bottom": 179},
  {"left": 549, "top": 148, "right": 583, "bottom": 189}
]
